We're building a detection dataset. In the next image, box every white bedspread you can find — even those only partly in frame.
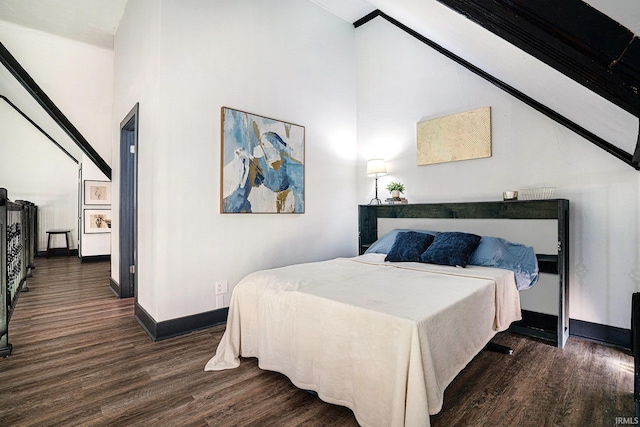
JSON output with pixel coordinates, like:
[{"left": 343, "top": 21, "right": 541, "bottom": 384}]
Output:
[{"left": 205, "top": 253, "right": 522, "bottom": 427}]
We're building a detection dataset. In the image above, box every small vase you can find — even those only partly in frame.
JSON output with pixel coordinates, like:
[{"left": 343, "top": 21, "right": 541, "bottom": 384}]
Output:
[{"left": 391, "top": 190, "right": 400, "bottom": 199}]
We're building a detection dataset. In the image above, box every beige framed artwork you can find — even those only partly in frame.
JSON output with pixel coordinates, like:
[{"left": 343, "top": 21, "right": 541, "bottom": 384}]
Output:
[
  {"left": 84, "top": 209, "right": 111, "bottom": 234},
  {"left": 84, "top": 180, "right": 111, "bottom": 205},
  {"left": 417, "top": 106, "right": 491, "bottom": 165}
]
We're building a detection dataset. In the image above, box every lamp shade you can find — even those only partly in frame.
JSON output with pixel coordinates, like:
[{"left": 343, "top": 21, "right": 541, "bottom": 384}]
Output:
[{"left": 366, "top": 159, "right": 387, "bottom": 177}]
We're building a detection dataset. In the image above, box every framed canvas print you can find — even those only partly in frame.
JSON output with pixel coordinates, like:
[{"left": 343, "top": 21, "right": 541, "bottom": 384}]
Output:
[
  {"left": 84, "top": 180, "right": 111, "bottom": 205},
  {"left": 417, "top": 106, "right": 492, "bottom": 165},
  {"left": 84, "top": 209, "right": 111, "bottom": 234},
  {"left": 221, "top": 107, "right": 305, "bottom": 213}
]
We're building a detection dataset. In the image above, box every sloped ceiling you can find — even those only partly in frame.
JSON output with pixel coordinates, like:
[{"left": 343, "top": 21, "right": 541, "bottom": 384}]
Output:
[
  {"left": 0, "top": 0, "right": 125, "bottom": 177},
  {"left": 314, "top": 0, "right": 640, "bottom": 36},
  {"left": 0, "top": 0, "right": 127, "bottom": 49},
  {"left": 0, "top": 62, "right": 81, "bottom": 164},
  {"left": 584, "top": 0, "right": 640, "bottom": 35},
  {"left": 436, "top": 0, "right": 639, "bottom": 117},
  {"left": 0, "top": 40, "right": 111, "bottom": 177},
  {"left": 310, "top": 0, "right": 374, "bottom": 23},
  {"left": 347, "top": 0, "right": 639, "bottom": 167},
  {"left": 0, "top": 44, "right": 83, "bottom": 167},
  {"left": 0, "top": 0, "right": 638, "bottom": 169}
]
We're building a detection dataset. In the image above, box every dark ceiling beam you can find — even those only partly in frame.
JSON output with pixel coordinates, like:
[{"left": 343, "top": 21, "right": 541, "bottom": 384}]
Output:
[
  {"left": 0, "top": 42, "right": 111, "bottom": 179},
  {"left": 354, "top": 10, "right": 639, "bottom": 170},
  {"left": 435, "top": 0, "right": 640, "bottom": 118}
]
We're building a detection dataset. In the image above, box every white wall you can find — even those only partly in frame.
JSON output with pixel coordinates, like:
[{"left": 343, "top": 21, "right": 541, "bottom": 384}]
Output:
[
  {"left": 112, "top": 0, "right": 162, "bottom": 310},
  {"left": 0, "top": 20, "right": 114, "bottom": 162},
  {"left": 80, "top": 158, "right": 111, "bottom": 257},
  {"left": 356, "top": 17, "right": 640, "bottom": 330},
  {"left": 114, "top": 0, "right": 358, "bottom": 322},
  {"left": 368, "top": 0, "right": 638, "bottom": 154},
  {"left": 0, "top": 20, "right": 115, "bottom": 255},
  {"left": 0, "top": 101, "right": 78, "bottom": 251}
]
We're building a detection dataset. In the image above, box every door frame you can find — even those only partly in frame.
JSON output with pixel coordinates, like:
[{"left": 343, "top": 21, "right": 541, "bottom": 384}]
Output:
[{"left": 118, "top": 103, "right": 139, "bottom": 299}]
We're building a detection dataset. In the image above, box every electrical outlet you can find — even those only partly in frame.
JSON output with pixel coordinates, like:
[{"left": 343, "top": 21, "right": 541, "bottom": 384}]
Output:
[{"left": 215, "top": 280, "right": 228, "bottom": 295}]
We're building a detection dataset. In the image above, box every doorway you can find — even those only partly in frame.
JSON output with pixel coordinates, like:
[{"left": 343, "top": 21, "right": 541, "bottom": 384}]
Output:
[{"left": 118, "top": 103, "right": 138, "bottom": 299}]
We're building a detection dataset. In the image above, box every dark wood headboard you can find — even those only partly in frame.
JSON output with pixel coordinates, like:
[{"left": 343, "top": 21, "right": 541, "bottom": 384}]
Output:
[{"left": 358, "top": 199, "right": 570, "bottom": 348}]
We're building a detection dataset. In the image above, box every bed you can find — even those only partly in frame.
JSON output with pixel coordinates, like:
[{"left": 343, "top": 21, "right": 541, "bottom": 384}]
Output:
[{"left": 205, "top": 200, "right": 569, "bottom": 427}]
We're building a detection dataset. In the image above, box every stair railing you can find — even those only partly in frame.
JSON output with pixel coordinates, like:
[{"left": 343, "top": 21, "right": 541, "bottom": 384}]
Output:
[{"left": 0, "top": 188, "right": 36, "bottom": 356}]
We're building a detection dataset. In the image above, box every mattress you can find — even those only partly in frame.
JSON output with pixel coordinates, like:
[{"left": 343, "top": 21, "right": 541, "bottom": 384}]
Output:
[{"left": 205, "top": 253, "right": 522, "bottom": 427}]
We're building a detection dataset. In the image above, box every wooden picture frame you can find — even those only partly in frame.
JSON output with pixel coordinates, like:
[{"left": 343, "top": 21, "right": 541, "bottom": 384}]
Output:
[
  {"left": 220, "top": 107, "right": 305, "bottom": 214},
  {"left": 84, "top": 209, "right": 111, "bottom": 234},
  {"left": 84, "top": 180, "right": 111, "bottom": 205}
]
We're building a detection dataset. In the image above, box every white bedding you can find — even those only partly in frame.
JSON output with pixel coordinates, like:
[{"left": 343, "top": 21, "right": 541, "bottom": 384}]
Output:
[{"left": 205, "top": 253, "right": 522, "bottom": 427}]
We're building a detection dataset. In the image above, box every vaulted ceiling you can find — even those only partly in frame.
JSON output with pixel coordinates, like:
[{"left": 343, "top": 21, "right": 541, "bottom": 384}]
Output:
[
  {"left": 0, "top": 0, "right": 127, "bottom": 49},
  {"left": 437, "top": 0, "right": 639, "bottom": 118},
  {"left": 0, "top": 0, "right": 638, "bottom": 169},
  {"left": 321, "top": 0, "right": 640, "bottom": 167}
]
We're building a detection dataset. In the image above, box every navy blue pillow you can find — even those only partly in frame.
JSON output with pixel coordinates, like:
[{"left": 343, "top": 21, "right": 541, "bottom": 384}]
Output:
[
  {"left": 385, "top": 231, "right": 435, "bottom": 262},
  {"left": 365, "top": 229, "right": 435, "bottom": 254},
  {"left": 420, "top": 232, "right": 482, "bottom": 267}
]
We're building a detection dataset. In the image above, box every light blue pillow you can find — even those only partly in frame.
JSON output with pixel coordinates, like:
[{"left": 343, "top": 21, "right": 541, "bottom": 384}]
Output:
[
  {"left": 365, "top": 229, "right": 435, "bottom": 254},
  {"left": 469, "top": 236, "right": 539, "bottom": 290}
]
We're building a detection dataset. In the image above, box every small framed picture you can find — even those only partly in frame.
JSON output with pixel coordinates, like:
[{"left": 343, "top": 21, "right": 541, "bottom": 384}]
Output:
[
  {"left": 84, "top": 209, "right": 111, "bottom": 234},
  {"left": 84, "top": 180, "right": 111, "bottom": 205}
]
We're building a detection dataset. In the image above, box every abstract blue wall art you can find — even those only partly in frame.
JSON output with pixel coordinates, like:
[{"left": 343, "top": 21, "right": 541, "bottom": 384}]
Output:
[{"left": 221, "top": 107, "right": 305, "bottom": 213}]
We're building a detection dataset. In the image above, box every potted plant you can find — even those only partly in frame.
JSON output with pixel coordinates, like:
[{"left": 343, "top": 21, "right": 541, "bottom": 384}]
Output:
[{"left": 386, "top": 182, "right": 405, "bottom": 199}]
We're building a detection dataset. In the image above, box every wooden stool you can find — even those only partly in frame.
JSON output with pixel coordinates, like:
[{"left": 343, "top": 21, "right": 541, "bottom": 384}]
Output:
[{"left": 46, "top": 230, "right": 71, "bottom": 258}]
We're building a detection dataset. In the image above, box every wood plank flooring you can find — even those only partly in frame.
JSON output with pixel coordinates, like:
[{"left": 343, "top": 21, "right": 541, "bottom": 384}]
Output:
[{"left": 0, "top": 256, "right": 634, "bottom": 426}]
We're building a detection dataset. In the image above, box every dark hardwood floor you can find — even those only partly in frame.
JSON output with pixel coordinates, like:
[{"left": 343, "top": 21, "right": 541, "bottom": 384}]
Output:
[{"left": 0, "top": 256, "right": 634, "bottom": 426}]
